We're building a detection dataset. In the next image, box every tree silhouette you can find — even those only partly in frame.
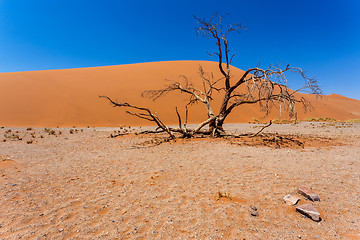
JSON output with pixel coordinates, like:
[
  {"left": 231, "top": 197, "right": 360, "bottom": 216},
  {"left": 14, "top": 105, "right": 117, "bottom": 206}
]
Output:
[{"left": 101, "top": 14, "right": 321, "bottom": 139}]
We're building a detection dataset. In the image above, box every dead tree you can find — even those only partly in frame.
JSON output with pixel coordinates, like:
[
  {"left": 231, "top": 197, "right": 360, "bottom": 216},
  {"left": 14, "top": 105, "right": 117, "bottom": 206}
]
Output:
[{"left": 102, "top": 14, "right": 321, "bottom": 138}]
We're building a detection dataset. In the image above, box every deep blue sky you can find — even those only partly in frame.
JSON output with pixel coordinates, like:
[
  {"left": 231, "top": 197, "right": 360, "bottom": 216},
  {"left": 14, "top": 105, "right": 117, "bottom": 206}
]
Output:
[{"left": 0, "top": 0, "right": 359, "bottom": 99}]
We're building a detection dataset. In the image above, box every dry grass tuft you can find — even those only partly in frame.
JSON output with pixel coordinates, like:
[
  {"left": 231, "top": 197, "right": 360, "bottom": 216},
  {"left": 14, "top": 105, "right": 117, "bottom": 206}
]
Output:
[
  {"left": 272, "top": 118, "right": 296, "bottom": 124},
  {"left": 216, "top": 191, "right": 232, "bottom": 201},
  {"left": 303, "top": 117, "right": 337, "bottom": 122},
  {"left": 345, "top": 119, "right": 360, "bottom": 123}
]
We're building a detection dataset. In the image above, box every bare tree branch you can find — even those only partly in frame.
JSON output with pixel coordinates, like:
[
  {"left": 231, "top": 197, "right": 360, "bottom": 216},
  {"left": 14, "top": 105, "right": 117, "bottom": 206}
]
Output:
[
  {"left": 175, "top": 107, "right": 183, "bottom": 131},
  {"left": 250, "top": 121, "right": 272, "bottom": 137},
  {"left": 99, "top": 96, "right": 175, "bottom": 139}
]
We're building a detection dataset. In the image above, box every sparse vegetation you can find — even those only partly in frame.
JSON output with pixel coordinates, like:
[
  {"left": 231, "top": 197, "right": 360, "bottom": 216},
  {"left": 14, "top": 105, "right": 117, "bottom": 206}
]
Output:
[
  {"left": 44, "top": 128, "right": 56, "bottom": 135},
  {"left": 4, "top": 132, "right": 22, "bottom": 140},
  {"left": 69, "top": 128, "right": 79, "bottom": 134},
  {"left": 49, "top": 130, "right": 56, "bottom": 135},
  {"left": 109, "top": 126, "right": 133, "bottom": 138},
  {"left": 304, "top": 117, "right": 337, "bottom": 122},
  {"left": 345, "top": 119, "right": 360, "bottom": 123},
  {"left": 272, "top": 118, "right": 296, "bottom": 124}
]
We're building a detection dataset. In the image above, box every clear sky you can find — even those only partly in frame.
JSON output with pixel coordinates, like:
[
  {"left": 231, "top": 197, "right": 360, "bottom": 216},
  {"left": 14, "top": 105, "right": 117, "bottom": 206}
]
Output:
[{"left": 0, "top": 0, "right": 359, "bottom": 100}]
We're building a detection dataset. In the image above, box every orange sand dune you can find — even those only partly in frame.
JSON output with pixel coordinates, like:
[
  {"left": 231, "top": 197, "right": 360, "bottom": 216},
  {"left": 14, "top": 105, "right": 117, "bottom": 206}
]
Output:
[{"left": 1, "top": 61, "right": 359, "bottom": 127}]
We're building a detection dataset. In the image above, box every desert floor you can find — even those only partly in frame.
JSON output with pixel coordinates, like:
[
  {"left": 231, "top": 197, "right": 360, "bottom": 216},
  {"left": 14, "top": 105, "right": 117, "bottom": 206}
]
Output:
[{"left": 0, "top": 122, "right": 359, "bottom": 239}]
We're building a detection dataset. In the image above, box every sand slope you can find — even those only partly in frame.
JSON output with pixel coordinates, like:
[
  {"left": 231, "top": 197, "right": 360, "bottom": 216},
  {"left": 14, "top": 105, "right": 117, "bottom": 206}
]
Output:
[{"left": 1, "top": 61, "right": 359, "bottom": 127}]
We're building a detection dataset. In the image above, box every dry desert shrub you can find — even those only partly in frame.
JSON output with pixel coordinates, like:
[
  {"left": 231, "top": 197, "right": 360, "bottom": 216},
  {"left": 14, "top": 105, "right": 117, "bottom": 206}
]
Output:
[
  {"left": 216, "top": 191, "right": 232, "bottom": 201},
  {"left": 70, "top": 129, "right": 80, "bottom": 134},
  {"left": 44, "top": 128, "right": 56, "bottom": 135},
  {"left": 345, "top": 119, "right": 360, "bottom": 123},
  {"left": 304, "top": 117, "right": 337, "bottom": 122},
  {"left": 4, "top": 130, "right": 22, "bottom": 141},
  {"left": 272, "top": 118, "right": 296, "bottom": 124}
]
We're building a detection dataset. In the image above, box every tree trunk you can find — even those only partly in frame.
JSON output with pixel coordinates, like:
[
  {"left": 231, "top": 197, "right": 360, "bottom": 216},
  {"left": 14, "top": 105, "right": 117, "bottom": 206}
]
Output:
[
  {"left": 209, "top": 90, "right": 230, "bottom": 134},
  {"left": 209, "top": 115, "right": 226, "bottom": 136}
]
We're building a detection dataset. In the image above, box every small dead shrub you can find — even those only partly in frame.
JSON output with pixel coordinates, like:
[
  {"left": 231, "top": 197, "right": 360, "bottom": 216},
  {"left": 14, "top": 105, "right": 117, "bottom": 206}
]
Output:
[
  {"left": 253, "top": 117, "right": 260, "bottom": 123},
  {"left": 4, "top": 133, "right": 22, "bottom": 140},
  {"left": 216, "top": 191, "right": 232, "bottom": 200},
  {"left": 44, "top": 128, "right": 56, "bottom": 135}
]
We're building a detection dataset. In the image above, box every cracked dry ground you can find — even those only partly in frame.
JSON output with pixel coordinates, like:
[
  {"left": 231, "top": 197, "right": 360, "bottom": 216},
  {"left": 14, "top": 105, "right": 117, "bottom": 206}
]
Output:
[{"left": 0, "top": 122, "right": 359, "bottom": 239}]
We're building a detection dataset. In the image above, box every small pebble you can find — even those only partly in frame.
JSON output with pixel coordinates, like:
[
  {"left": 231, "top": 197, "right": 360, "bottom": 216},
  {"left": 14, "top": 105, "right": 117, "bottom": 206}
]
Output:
[
  {"left": 250, "top": 206, "right": 259, "bottom": 216},
  {"left": 251, "top": 210, "right": 259, "bottom": 216}
]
